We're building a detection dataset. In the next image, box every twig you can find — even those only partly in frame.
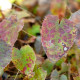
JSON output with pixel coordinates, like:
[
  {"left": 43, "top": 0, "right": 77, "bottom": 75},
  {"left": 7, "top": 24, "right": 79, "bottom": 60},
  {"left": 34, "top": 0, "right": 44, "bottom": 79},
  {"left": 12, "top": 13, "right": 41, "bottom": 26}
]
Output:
[{"left": 14, "top": 70, "right": 19, "bottom": 80}]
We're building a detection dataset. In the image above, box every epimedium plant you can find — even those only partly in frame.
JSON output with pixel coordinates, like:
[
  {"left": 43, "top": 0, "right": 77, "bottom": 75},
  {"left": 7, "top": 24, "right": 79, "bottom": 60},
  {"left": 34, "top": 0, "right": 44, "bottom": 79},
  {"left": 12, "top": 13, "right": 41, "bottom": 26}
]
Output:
[
  {"left": 0, "top": 15, "right": 24, "bottom": 75},
  {"left": 41, "top": 9, "right": 80, "bottom": 80},
  {"left": 0, "top": 12, "right": 47, "bottom": 80},
  {"left": 0, "top": 15, "right": 36, "bottom": 77},
  {"left": 0, "top": 6, "right": 80, "bottom": 80}
]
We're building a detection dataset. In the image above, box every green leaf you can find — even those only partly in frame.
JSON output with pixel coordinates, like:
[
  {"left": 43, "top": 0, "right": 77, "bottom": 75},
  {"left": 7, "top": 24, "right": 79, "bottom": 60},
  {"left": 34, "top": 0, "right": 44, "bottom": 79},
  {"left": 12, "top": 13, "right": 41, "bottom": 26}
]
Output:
[
  {"left": 42, "top": 59, "right": 54, "bottom": 76},
  {"left": 59, "top": 62, "right": 68, "bottom": 74},
  {"left": 27, "top": 24, "right": 40, "bottom": 36},
  {"left": 12, "top": 45, "right": 36, "bottom": 75},
  {"left": 60, "top": 75, "right": 67, "bottom": 80},
  {"left": 30, "top": 67, "right": 47, "bottom": 80},
  {"left": 56, "top": 58, "right": 65, "bottom": 67}
]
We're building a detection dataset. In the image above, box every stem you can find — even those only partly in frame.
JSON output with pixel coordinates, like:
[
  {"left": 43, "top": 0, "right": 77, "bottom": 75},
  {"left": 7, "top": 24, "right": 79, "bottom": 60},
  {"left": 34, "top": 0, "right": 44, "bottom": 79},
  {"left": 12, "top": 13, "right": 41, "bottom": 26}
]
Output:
[{"left": 14, "top": 70, "right": 19, "bottom": 80}]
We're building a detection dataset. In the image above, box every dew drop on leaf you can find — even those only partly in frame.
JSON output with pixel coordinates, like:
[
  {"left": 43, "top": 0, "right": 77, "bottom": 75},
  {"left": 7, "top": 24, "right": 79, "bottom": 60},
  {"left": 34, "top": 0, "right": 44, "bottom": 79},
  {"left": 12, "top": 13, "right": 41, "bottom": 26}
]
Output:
[{"left": 41, "top": 15, "right": 76, "bottom": 62}]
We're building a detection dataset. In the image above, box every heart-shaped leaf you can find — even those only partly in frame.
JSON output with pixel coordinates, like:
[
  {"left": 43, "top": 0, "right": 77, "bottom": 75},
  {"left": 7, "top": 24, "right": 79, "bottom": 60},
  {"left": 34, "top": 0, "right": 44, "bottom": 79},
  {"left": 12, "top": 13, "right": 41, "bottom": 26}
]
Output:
[
  {"left": 0, "top": 39, "right": 12, "bottom": 72},
  {"left": 12, "top": 45, "right": 36, "bottom": 75},
  {"left": 0, "top": 15, "right": 24, "bottom": 46},
  {"left": 41, "top": 15, "right": 76, "bottom": 62}
]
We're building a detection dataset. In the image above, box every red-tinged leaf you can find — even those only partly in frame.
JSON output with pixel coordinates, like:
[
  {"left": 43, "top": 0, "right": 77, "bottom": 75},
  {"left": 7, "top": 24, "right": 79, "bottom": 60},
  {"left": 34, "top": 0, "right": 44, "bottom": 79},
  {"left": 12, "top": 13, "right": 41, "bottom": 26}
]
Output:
[
  {"left": 12, "top": 45, "right": 36, "bottom": 75},
  {"left": 0, "top": 39, "right": 12, "bottom": 72},
  {"left": 0, "top": 15, "right": 24, "bottom": 46},
  {"left": 41, "top": 15, "right": 76, "bottom": 62}
]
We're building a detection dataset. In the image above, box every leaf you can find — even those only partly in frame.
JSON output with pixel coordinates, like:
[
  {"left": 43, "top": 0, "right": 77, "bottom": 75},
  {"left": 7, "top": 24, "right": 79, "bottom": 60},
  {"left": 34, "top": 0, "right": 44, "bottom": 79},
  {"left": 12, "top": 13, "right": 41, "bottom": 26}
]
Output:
[
  {"left": 11, "top": 10, "right": 30, "bottom": 19},
  {"left": 69, "top": 10, "right": 80, "bottom": 28},
  {"left": 73, "top": 76, "right": 80, "bottom": 80},
  {"left": 0, "top": 39, "right": 12, "bottom": 74},
  {"left": 18, "top": 31, "right": 36, "bottom": 44},
  {"left": 30, "top": 67, "right": 47, "bottom": 80},
  {"left": 59, "top": 62, "right": 68, "bottom": 74},
  {"left": 60, "top": 74, "right": 67, "bottom": 80},
  {"left": 69, "top": 10, "right": 80, "bottom": 48},
  {"left": 35, "top": 54, "right": 44, "bottom": 66},
  {"left": 33, "top": 55, "right": 44, "bottom": 73},
  {"left": 42, "top": 59, "right": 54, "bottom": 76},
  {"left": 50, "top": 0, "right": 67, "bottom": 19},
  {"left": 55, "top": 58, "right": 65, "bottom": 67},
  {"left": 27, "top": 24, "right": 40, "bottom": 36},
  {"left": 12, "top": 45, "right": 36, "bottom": 75},
  {"left": 50, "top": 69, "right": 59, "bottom": 80},
  {"left": 0, "top": 15, "right": 24, "bottom": 46},
  {"left": 41, "top": 15, "right": 76, "bottom": 62}
]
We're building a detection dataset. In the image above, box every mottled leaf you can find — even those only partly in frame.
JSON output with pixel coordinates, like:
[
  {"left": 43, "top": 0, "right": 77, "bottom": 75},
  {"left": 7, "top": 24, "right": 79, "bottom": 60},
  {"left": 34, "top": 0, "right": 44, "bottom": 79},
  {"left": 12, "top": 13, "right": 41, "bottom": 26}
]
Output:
[
  {"left": 30, "top": 67, "right": 47, "bottom": 80},
  {"left": 0, "top": 39, "right": 12, "bottom": 73},
  {"left": 69, "top": 10, "right": 80, "bottom": 48},
  {"left": 51, "top": 69, "right": 59, "bottom": 80},
  {"left": 12, "top": 45, "right": 36, "bottom": 75},
  {"left": 69, "top": 10, "right": 80, "bottom": 28},
  {"left": 41, "top": 15, "right": 76, "bottom": 62},
  {"left": 0, "top": 15, "right": 24, "bottom": 46}
]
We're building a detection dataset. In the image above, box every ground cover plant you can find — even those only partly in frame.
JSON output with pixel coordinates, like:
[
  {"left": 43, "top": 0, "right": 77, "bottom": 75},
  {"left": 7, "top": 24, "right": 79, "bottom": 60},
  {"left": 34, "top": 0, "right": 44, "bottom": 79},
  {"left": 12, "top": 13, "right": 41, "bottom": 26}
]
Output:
[{"left": 0, "top": 0, "right": 80, "bottom": 80}]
